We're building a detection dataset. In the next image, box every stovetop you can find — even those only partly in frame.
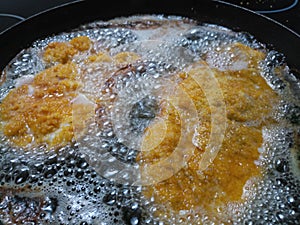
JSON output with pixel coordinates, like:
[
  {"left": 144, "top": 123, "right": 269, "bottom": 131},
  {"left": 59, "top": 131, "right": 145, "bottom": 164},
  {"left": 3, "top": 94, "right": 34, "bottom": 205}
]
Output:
[
  {"left": 0, "top": 0, "right": 299, "bottom": 35},
  {"left": 224, "top": 0, "right": 300, "bottom": 34}
]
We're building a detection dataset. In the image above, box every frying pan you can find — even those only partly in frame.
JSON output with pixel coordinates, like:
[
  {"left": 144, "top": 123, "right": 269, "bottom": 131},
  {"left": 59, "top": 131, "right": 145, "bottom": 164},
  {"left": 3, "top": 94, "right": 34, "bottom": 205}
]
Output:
[
  {"left": 0, "top": 0, "right": 299, "bottom": 224},
  {"left": 0, "top": 0, "right": 300, "bottom": 72}
]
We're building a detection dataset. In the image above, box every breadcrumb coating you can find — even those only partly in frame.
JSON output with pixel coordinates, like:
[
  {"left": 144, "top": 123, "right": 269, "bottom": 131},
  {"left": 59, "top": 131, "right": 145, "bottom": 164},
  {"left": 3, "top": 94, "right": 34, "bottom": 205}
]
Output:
[
  {"left": 0, "top": 36, "right": 92, "bottom": 149},
  {"left": 0, "top": 63, "right": 79, "bottom": 148},
  {"left": 137, "top": 44, "right": 279, "bottom": 221},
  {"left": 43, "top": 36, "right": 91, "bottom": 64},
  {"left": 0, "top": 34, "right": 280, "bottom": 223}
]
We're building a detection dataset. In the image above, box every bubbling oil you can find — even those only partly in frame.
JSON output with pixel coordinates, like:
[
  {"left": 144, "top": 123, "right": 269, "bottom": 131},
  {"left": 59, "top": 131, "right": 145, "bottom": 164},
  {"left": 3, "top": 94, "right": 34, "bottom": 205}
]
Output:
[{"left": 0, "top": 15, "right": 299, "bottom": 225}]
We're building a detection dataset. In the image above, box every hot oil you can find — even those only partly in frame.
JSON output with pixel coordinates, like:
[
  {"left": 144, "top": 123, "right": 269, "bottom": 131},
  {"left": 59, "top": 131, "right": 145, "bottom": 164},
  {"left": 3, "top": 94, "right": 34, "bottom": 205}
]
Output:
[{"left": 0, "top": 15, "right": 299, "bottom": 225}]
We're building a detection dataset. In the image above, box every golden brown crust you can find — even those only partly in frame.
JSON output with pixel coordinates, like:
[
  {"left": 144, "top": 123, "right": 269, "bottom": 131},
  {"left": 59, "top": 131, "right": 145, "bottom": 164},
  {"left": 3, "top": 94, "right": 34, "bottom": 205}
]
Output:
[
  {"left": 0, "top": 33, "right": 280, "bottom": 222},
  {"left": 137, "top": 44, "right": 279, "bottom": 221},
  {"left": 0, "top": 36, "right": 143, "bottom": 150},
  {"left": 0, "top": 63, "right": 79, "bottom": 148},
  {"left": 43, "top": 36, "right": 91, "bottom": 64},
  {"left": 43, "top": 42, "right": 77, "bottom": 64},
  {"left": 69, "top": 36, "right": 91, "bottom": 51}
]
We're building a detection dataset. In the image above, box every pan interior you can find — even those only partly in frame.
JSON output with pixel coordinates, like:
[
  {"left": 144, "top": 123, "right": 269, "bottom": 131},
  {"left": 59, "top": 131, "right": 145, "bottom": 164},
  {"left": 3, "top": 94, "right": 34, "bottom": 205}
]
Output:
[{"left": 0, "top": 14, "right": 299, "bottom": 225}]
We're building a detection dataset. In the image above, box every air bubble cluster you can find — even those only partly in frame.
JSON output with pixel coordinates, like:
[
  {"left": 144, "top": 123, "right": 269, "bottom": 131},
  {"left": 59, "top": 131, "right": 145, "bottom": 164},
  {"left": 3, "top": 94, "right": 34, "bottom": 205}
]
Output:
[
  {"left": 178, "top": 24, "right": 265, "bottom": 57},
  {"left": 0, "top": 143, "right": 142, "bottom": 225}
]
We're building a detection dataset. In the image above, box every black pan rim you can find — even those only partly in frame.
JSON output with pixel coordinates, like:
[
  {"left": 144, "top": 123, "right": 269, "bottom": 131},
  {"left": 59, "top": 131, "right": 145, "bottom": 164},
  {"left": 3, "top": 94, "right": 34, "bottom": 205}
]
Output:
[{"left": 0, "top": 0, "right": 300, "bottom": 71}]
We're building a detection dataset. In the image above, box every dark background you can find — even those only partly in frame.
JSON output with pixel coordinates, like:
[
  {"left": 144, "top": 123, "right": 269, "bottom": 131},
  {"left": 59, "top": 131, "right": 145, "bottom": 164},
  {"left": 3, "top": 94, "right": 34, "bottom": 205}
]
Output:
[{"left": 0, "top": 0, "right": 299, "bottom": 34}]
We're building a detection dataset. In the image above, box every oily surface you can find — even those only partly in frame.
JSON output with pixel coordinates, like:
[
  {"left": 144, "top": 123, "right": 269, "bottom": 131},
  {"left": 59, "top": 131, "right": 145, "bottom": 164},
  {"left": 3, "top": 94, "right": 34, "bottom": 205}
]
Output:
[
  {"left": 0, "top": 34, "right": 280, "bottom": 222},
  {"left": 0, "top": 16, "right": 299, "bottom": 225},
  {"left": 137, "top": 43, "right": 279, "bottom": 220},
  {"left": 0, "top": 62, "right": 79, "bottom": 148},
  {"left": 0, "top": 36, "right": 141, "bottom": 149}
]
